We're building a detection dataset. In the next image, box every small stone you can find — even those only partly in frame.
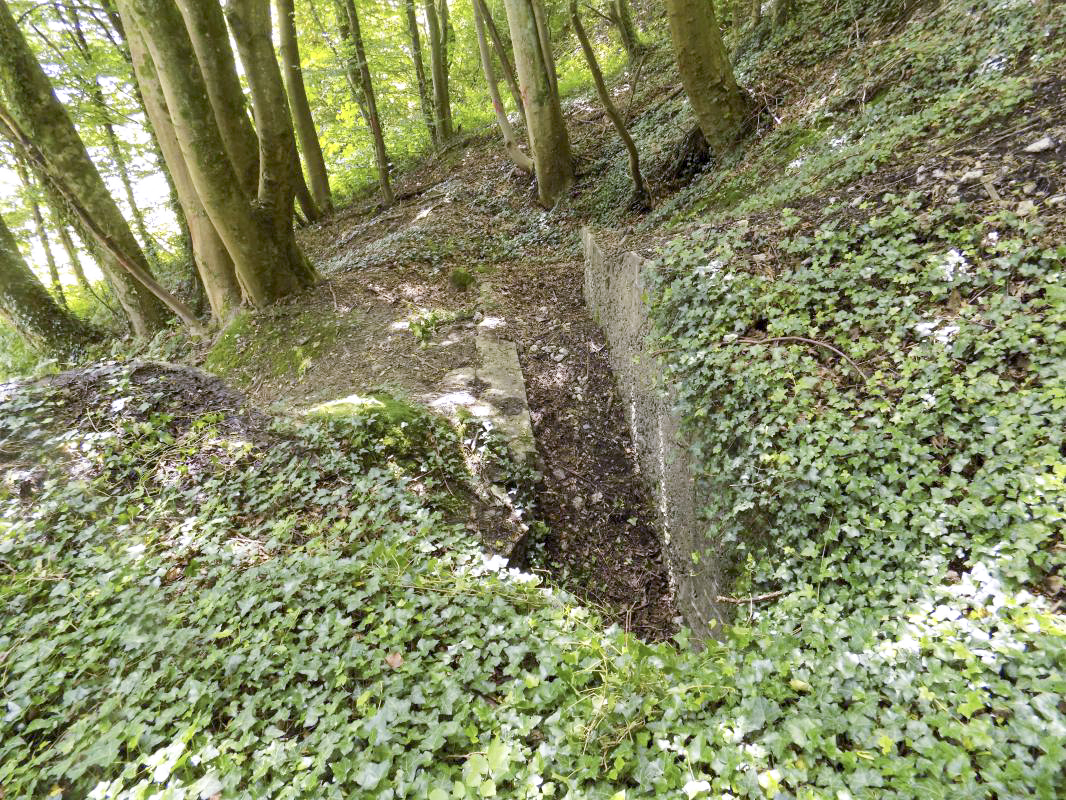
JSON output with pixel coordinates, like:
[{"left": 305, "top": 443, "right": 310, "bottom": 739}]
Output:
[
  {"left": 1016, "top": 199, "right": 1036, "bottom": 217},
  {"left": 552, "top": 468, "right": 567, "bottom": 481},
  {"left": 961, "top": 169, "right": 983, "bottom": 182},
  {"left": 1046, "top": 195, "right": 1065, "bottom": 206},
  {"left": 571, "top": 496, "right": 585, "bottom": 511},
  {"left": 1022, "top": 181, "right": 1037, "bottom": 195},
  {"left": 1023, "top": 135, "right": 1055, "bottom": 153},
  {"left": 590, "top": 492, "right": 603, "bottom": 504},
  {"left": 932, "top": 168, "right": 947, "bottom": 179},
  {"left": 552, "top": 351, "right": 566, "bottom": 362}
]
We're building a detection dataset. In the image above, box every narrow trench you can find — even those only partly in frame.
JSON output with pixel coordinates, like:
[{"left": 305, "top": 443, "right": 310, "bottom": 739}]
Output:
[{"left": 490, "top": 257, "right": 678, "bottom": 640}]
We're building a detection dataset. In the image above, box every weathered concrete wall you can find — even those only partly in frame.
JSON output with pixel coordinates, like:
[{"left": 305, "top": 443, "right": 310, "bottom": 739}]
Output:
[{"left": 582, "top": 228, "right": 728, "bottom": 639}]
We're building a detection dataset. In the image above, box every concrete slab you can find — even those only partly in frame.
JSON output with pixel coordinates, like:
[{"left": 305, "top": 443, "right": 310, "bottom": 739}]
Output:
[{"left": 582, "top": 226, "right": 731, "bottom": 639}]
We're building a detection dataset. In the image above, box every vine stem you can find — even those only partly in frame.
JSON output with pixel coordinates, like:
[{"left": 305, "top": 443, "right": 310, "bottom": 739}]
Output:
[
  {"left": 652, "top": 335, "right": 869, "bottom": 382},
  {"left": 738, "top": 335, "right": 868, "bottom": 382},
  {"left": 716, "top": 589, "right": 785, "bottom": 604}
]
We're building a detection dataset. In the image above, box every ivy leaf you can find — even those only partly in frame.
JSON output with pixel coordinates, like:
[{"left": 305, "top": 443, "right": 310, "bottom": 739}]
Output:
[{"left": 355, "top": 760, "right": 389, "bottom": 790}]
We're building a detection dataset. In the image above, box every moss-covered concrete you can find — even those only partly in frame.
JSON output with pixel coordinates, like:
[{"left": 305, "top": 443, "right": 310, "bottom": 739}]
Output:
[{"left": 204, "top": 308, "right": 359, "bottom": 389}]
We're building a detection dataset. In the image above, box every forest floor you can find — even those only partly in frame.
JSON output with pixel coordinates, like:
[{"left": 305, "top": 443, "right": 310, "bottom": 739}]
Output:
[{"left": 205, "top": 95, "right": 680, "bottom": 638}]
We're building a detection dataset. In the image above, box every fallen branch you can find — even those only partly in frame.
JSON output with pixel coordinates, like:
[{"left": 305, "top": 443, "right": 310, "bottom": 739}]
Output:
[
  {"left": 0, "top": 103, "right": 206, "bottom": 335},
  {"left": 738, "top": 335, "right": 868, "bottom": 382},
  {"left": 716, "top": 589, "right": 785, "bottom": 604}
]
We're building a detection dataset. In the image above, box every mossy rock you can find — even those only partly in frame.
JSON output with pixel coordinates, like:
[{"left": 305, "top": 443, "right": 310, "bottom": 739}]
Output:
[
  {"left": 449, "top": 267, "right": 474, "bottom": 291},
  {"left": 204, "top": 309, "right": 349, "bottom": 388}
]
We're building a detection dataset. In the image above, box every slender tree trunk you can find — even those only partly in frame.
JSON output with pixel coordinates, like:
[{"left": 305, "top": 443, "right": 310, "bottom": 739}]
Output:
[
  {"left": 223, "top": 0, "right": 320, "bottom": 273},
  {"left": 772, "top": 0, "right": 790, "bottom": 27},
  {"left": 36, "top": 177, "right": 122, "bottom": 317},
  {"left": 293, "top": 167, "right": 321, "bottom": 222},
  {"left": 99, "top": 0, "right": 195, "bottom": 254},
  {"left": 438, "top": 0, "right": 453, "bottom": 121},
  {"left": 0, "top": 0, "right": 168, "bottom": 336},
  {"left": 124, "top": 11, "right": 243, "bottom": 321},
  {"left": 117, "top": 0, "right": 314, "bottom": 308},
  {"left": 423, "top": 0, "right": 454, "bottom": 142},
  {"left": 570, "top": 0, "right": 648, "bottom": 208},
  {"left": 751, "top": 0, "right": 762, "bottom": 27},
  {"left": 609, "top": 0, "right": 644, "bottom": 61},
  {"left": 0, "top": 212, "right": 97, "bottom": 353},
  {"left": 665, "top": 0, "right": 751, "bottom": 152},
  {"left": 56, "top": 222, "right": 98, "bottom": 302},
  {"left": 14, "top": 159, "right": 67, "bottom": 307},
  {"left": 476, "top": 0, "right": 524, "bottom": 121},
  {"left": 501, "top": 0, "right": 573, "bottom": 206},
  {"left": 0, "top": 104, "right": 205, "bottom": 332},
  {"left": 530, "top": 0, "right": 557, "bottom": 96},
  {"left": 60, "top": 1, "right": 160, "bottom": 266},
  {"left": 276, "top": 0, "right": 333, "bottom": 213},
  {"left": 405, "top": 0, "right": 438, "bottom": 145},
  {"left": 174, "top": 0, "right": 260, "bottom": 196},
  {"left": 473, "top": 0, "right": 532, "bottom": 172},
  {"left": 335, "top": 0, "right": 394, "bottom": 206}
]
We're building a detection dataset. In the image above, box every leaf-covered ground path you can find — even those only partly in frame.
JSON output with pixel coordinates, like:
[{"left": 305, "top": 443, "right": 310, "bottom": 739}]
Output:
[{"left": 233, "top": 123, "right": 680, "bottom": 638}]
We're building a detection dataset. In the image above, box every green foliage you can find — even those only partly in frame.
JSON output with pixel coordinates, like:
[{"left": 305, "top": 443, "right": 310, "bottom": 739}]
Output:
[
  {"left": 0, "top": 365, "right": 675, "bottom": 799},
  {"left": 408, "top": 307, "right": 466, "bottom": 345},
  {"left": 0, "top": 318, "right": 46, "bottom": 377},
  {"left": 5, "top": 351, "right": 1062, "bottom": 798},
  {"left": 648, "top": 188, "right": 1066, "bottom": 795}
]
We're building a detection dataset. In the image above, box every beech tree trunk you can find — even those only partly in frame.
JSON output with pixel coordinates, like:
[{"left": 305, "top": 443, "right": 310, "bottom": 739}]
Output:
[
  {"left": 424, "top": 0, "right": 454, "bottom": 142},
  {"left": 335, "top": 0, "right": 394, "bottom": 206},
  {"left": 1, "top": 103, "right": 206, "bottom": 332},
  {"left": 665, "top": 0, "right": 750, "bottom": 152},
  {"left": 529, "top": 0, "right": 557, "bottom": 96},
  {"left": 118, "top": 0, "right": 314, "bottom": 307},
  {"left": 772, "top": 0, "right": 790, "bottom": 27},
  {"left": 0, "top": 212, "right": 97, "bottom": 353},
  {"left": 276, "top": 0, "right": 333, "bottom": 214},
  {"left": 174, "top": 0, "right": 260, "bottom": 196},
  {"left": 502, "top": 0, "right": 573, "bottom": 207},
  {"left": 404, "top": 0, "right": 438, "bottom": 145},
  {"left": 0, "top": 0, "right": 168, "bottom": 336},
  {"left": 124, "top": 12, "right": 243, "bottom": 321},
  {"left": 570, "top": 0, "right": 647, "bottom": 208},
  {"left": 472, "top": 0, "right": 532, "bottom": 172},
  {"left": 56, "top": 222, "right": 99, "bottom": 303}
]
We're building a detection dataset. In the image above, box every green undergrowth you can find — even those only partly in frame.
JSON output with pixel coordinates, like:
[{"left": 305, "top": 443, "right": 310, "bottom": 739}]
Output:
[
  {"left": 620, "top": 2, "right": 1066, "bottom": 795},
  {"left": 4, "top": 321, "right": 1062, "bottom": 800},
  {"left": 650, "top": 0, "right": 1063, "bottom": 227},
  {"left": 645, "top": 147, "right": 1065, "bottom": 799}
]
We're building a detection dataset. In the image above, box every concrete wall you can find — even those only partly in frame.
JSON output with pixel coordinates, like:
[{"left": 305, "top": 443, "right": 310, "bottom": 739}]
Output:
[{"left": 582, "top": 228, "right": 728, "bottom": 639}]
